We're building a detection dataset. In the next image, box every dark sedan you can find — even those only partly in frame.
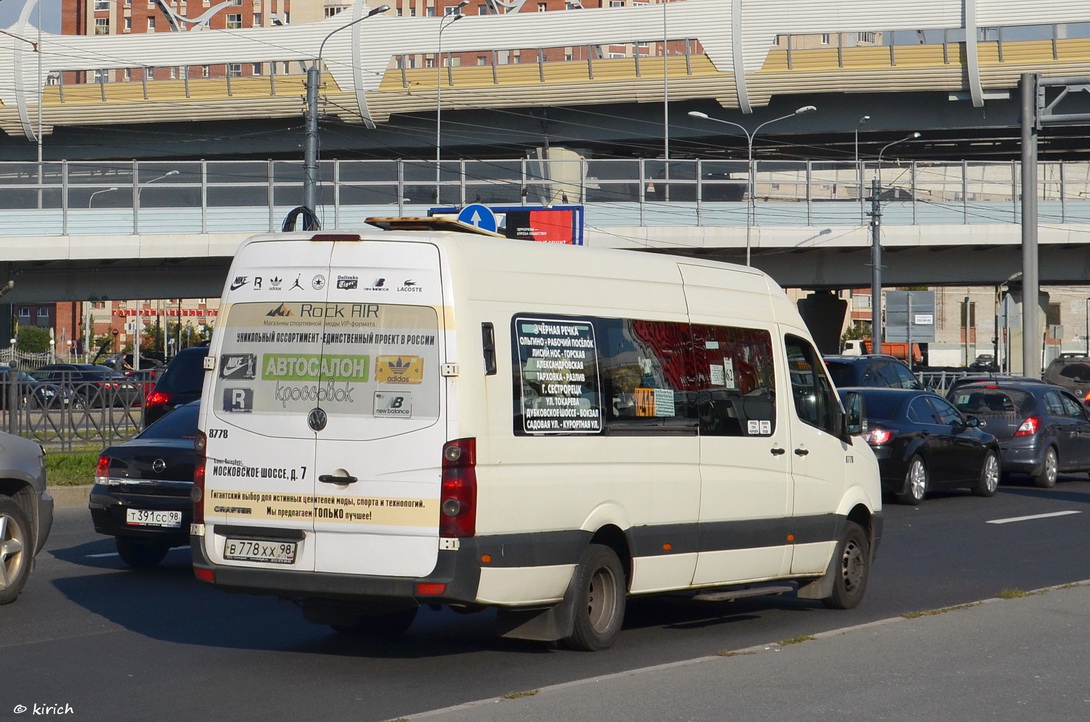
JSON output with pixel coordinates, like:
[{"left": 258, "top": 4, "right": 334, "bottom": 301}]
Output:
[
  {"left": 89, "top": 401, "right": 199, "bottom": 567},
  {"left": 948, "top": 381, "right": 1090, "bottom": 488},
  {"left": 32, "top": 363, "right": 143, "bottom": 409},
  {"left": 840, "top": 387, "right": 1000, "bottom": 505}
]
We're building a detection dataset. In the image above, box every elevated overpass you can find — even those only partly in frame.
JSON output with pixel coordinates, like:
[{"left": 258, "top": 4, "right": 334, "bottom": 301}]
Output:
[
  {"left": 2, "top": 156, "right": 1089, "bottom": 303},
  {"left": 3, "top": 0, "right": 1090, "bottom": 161}
]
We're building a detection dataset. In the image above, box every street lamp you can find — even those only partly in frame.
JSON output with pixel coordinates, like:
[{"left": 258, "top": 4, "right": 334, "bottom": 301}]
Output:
[
  {"left": 854, "top": 114, "right": 870, "bottom": 220},
  {"left": 869, "top": 131, "right": 921, "bottom": 354},
  {"left": 688, "top": 105, "right": 817, "bottom": 266},
  {"left": 139, "top": 170, "right": 179, "bottom": 195},
  {"left": 436, "top": 2, "right": 469, "bottom": 204},
  {"left": 302, "top": 4, "right": 391, "bottom": 227},
  {"left": 88, "top": 187, "right": 118, "bottom": 207}
]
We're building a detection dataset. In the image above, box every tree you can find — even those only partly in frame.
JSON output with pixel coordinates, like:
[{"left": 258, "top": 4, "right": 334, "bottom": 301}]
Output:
[{"left": 17, "top": 326, "right": 51, "bottom": 353}]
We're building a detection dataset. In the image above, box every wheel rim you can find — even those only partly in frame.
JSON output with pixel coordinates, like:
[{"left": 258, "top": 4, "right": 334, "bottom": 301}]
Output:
[
  {"left": 586, "top": 566, "right": 619, "bottom": 634},
  {"left": 0, "top": 512, "right": 27, "bottom": 591},
  {"left": 984, "top": 454, "right": 1000, "bottom": 493},
  {"left": 908, "top": 459, "right": 927, "bottom": 501},
  {"left": 1045, "top": 450, "right": 1058, "bottom": 484},
  {"left": 840, "top": 535, "right": 865, "bottom": 594}
]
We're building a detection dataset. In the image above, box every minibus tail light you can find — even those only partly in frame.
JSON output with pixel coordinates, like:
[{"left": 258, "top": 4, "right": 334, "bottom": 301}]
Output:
[
  {"left": 440, "top": 438, "right": 476, "bottom": 538},
  {"left": 192, "top": 430, "right": 207, "bottom": 524}
]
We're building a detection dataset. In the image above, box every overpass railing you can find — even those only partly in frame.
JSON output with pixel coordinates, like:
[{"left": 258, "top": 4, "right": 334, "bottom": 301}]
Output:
[{"left": 0, "top": 158, "right": 1087, "bottom": 236}]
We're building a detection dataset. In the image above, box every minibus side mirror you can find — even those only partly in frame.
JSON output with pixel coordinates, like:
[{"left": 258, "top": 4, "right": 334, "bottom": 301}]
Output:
[{"left": 842, "top": 391, "right": 867, "bottom": 437}]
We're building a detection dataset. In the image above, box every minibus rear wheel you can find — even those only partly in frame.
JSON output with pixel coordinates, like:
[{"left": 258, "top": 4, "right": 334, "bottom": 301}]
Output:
[
  {"left": 564, "top": 544, "right": 626, "bottom": 652},
  {"left": 821, "top": 521, "right": 870, "bottom": 610}
]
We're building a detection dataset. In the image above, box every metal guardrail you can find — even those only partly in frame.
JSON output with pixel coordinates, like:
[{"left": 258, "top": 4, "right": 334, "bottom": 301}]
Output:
[{"left": 0, "top": 158, "right": 1089, "bottom": 236}]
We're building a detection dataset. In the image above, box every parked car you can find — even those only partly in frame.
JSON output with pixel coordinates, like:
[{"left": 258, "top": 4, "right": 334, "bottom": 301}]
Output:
[
  {"left": 31, "top": 363, "right": 142, "bottom": 409},
  {"left": 0, "top": 368, "right": 78, "bottom": 410},
  {"left": 1042, "top": 353, "right": 1090, "bottom": 405},
  {"left": 143, "top": 345, "right": 208, "bottom": 427},
  {"left": 839, "top": 387, "right": 1000, "bottom": 505},
  {"left": 945, "top": 374, "right": 1045, "bottom": 398},
  {"left": 824, "top": 354, "right": 924, "bottom": 390},
  {"left": 948, "top": 380, "right": 1090, "bottom": 488},
  {"left": 0, "top": 430, "right": 53, "bottom": 603},
  {"left": 89, "top": 401, "right": 200, "bottom": 567}
]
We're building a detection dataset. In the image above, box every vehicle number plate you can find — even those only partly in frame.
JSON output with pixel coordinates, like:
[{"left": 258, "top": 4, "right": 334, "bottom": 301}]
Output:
[
  {"left": 126, "top": 509, "right": 182, "bottom": 528},
  {"left": 223, "top": 538, "right": 297, "bottom": 565}
]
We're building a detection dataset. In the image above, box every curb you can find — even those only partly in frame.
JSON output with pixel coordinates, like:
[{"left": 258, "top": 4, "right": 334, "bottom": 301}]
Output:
[{"left": 48, "top": 485, "right": 93, "bottom": 508}]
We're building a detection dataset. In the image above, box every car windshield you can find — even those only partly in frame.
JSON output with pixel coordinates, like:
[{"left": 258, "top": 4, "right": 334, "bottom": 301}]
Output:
[
  {"left": 950, "top": 388, "right": 1033, "bottom": 415},
  {"left": 138, "top": 403, "right": 199, "bottom": 440}
]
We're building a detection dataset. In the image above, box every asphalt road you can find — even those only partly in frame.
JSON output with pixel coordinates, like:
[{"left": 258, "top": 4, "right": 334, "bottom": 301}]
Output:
[{"left": 4, "top": 477, "right": 1090, "bottom": 721}]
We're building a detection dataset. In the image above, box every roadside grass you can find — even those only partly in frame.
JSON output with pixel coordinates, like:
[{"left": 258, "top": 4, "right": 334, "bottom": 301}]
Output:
[
  {"left": 778, "top": 635, "right": 816, "bottom": 645},
  {"left": 45, "top": 448, "right": 100, "bottom": 486},
  {"left": 502, "top": 690, "right": 539, "bottom": 700}
]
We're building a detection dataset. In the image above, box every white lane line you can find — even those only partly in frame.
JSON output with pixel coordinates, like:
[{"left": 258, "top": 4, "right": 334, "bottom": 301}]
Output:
[{"left": 987, "top": 510, "right": 1082, "bottom": 525}]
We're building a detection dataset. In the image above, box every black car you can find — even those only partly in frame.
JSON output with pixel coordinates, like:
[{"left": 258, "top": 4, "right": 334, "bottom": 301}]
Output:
[
  {"left": 948, "top": 381, "right": 1090, "bottom": 488},
  {"left": 0, "top": 368, "right": 77, "bottom": 410},
  {"left": 824, "top": 354, "right": 924, "bottom": 390},
  {"left": 944, "top": 374, "right": 1045, "bottom": 398},
  {"left": 840, "top": 387, "right": 1000, "bottom": 505},
  {"left": 0, "top": 430, "right": 52, "bottom": 604},
  {"left": 89, "top": 401, "right": 199, "bottom": 567},
  {"left": 144, "top": 346, "right": 208, "bottom": 427},
  {"left": 31, "top": 363, "right": 142, "bottom": 408}
]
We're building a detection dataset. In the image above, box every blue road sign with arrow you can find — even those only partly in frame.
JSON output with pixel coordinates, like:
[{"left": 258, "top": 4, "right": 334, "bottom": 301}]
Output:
[{"left": 457, "top": 204, "right": 498, "bottom": 233}]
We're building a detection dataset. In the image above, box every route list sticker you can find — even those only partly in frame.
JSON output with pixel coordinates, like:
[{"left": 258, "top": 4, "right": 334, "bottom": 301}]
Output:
[{"left": 516, "top": 317, "right": 602, "bottom": 434}]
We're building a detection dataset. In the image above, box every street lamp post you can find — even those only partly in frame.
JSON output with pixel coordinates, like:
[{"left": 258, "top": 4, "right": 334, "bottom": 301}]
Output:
[
  {"left": 869, "top": 131, "right": 921, "bottom": 354},
  {"left": 303, "top": 4, "right": 391, "bottom": 226},
  {"left": 855, "top": 114, "right": 870, "bottom": 221},
  {"left": 88, "top": 187, "right": 118, "bottom": 207},
  {"left": 688, "top": 106, "right": 817, "bottom": 266},
  {"left": 436, "top": 2, "right": 468, "bottom": 204}
]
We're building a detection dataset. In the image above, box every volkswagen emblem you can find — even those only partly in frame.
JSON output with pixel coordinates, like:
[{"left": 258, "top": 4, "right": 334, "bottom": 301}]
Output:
[
  {"left": 152, "top": 458, "right": 167, "bottom": 474},
  {"left": 307, "top": 407, "right": 328, "bottom": 432}
]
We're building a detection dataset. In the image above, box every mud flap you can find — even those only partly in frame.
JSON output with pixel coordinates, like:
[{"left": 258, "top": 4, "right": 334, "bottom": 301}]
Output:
[
  {"left": 795, "top": 552, "right": 837, "bottom": 601},
  {"left": 495, "top": 574, "right": 578, "bottom": 642}
]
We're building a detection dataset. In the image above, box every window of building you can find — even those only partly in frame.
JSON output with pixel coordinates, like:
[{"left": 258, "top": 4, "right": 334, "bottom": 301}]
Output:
[
  {"left": 92, "top": 68, "right": 109, "bottom": 83},
  {"left": 169, "top": 66, "right": 177, "bottom": 79},
  {"left": 226, "top": 13, "right": 242, "bottom": 28},
  {"left": 94, "top": 0, "right": 110, "bottom": 9},
  {"left": 124, "top": 17, "right": 132, "bottom": 32},
  {"left": 820, "top": 33, "right": 831, "bottom": 45},
  {"left": 477, "top": 55, "right": 488, "bottom": 65},
  {"left": 478, "top": 4, "right": 488, "bottom": 14},
  {"left": 201, "top": 65, "right": 210, "bottom": 78},
  {"left": 94, "top": 18, "right": 110, "bottom": 34},
  {"left": 144, "top": 66, "right": 155, "bottom": 80},
  {"left": 857, "top": 32, "right": 875, "bottom": 44},
  {"left": 17, "top": 308, "right": 30, "bottom": 318},
  {"left": 253, "top": 13, "right": 262, "bottom": 24},
  {"left": 538, "top": 2, "right": 547, "bottom": 10},
  {"left": 610, "top": 0, "right": 624, "bottom": 6},
  {"left": 444, "top": 5, "right": 462, "bottom": 14},
  {"left": 147, "top": 17, "right": 156, "bottom": 31},
  {"left": 37, "top": 308, "right": 49, "bottom": 319},
  {"left": 228, "top": 63, "right": 242, "bottom": 77},
  {"left": 252, "top": 63, "right": 263, "bottom": 75}
]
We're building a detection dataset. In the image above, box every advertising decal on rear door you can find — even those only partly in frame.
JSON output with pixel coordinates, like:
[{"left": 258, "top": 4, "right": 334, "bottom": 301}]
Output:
[
  {"left": 213, "top": 302, "right": 440, "bottom": 419},
  {"left": 203, "top": 486, "right": 437, "bottom": 526}
]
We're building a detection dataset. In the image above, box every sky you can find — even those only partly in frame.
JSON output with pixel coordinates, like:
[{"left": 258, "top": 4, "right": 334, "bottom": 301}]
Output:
[{"left": 0, "top": 0, "right": 61, "bottom": 33}]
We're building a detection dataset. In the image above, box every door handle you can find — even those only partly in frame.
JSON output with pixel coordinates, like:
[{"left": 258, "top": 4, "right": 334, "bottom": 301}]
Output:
[
  {"left": 318, "top": 471, "right": 358, "bottom": 484},
  {"left": 770, "top": 447, "right": 786, "bottom": 456},
  {"left": 794, "top": 448, "right": 810, "bottom": 457}
]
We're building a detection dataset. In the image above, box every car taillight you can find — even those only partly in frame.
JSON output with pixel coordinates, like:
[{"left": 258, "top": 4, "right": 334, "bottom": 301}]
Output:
[
  {"left": 192, "top": 430, "right": 207, "bottom": 524},
  {"left": 95, "top": 455, "right": 110, "bottom": 485},
  {"left": 440, "top": 438, "right": 476, "bottom": 538},
  {"left": 1014, "top": 416, "right": 1040, "bottom": 437},
  {"left": 146, "top": 390, "right": 172, "bottom": 407},
  {"left": 863, "top": 427, "right": 893, "bottom": 445}
]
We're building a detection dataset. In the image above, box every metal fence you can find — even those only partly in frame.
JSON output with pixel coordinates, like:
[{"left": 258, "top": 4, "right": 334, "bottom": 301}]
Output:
[{"left": 0, "top": 158, "right": 1089, "bottom": 236}]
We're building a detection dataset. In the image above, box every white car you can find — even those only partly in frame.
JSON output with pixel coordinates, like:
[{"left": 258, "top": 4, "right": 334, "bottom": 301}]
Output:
[{"left": 0, "top": 432, "right": 52, "bottom": 604}]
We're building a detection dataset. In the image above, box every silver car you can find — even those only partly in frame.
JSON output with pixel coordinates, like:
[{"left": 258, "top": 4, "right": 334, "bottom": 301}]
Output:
[{"left": 0, "top": 432, "right": 52, "bottom": 604}]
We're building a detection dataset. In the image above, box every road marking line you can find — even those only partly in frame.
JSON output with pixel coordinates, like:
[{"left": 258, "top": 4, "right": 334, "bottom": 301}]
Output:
[{"left": 987, "top": 510, "right": 1081, "bottom": 525}]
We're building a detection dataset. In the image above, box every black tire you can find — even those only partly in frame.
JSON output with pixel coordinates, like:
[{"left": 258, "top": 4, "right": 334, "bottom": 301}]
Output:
[
  {"left": 563, "top": 544, "right": 626, "bottom": 652},
  {"left": 115, "top": 537, "right": 170, "bottom": 568},
  {"left": 331, "top": 607, "right": 418, "bottom": 638},
  {"left": 974, "top": 450, "right": 1000, "bottom": 497},
  {"left": 0, "top": 496, "right": 33, "bottom": 605},
  {"left": 821, "top": 521, "right": 870, "bottom": 610},
  {"left": 1033, "top": 447, "right": 1058, "bottom": 489},
  {"left": 896, "top": 455, "right": 928, "bottom": 505}
]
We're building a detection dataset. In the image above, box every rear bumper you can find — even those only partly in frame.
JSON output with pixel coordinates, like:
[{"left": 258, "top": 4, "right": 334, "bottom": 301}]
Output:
[
  {"left": 998, "top": 439, "right": 1046, "bottom": 474},
  {"left": 89, "top": 483, "right": 192, "bottom": 546}
]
